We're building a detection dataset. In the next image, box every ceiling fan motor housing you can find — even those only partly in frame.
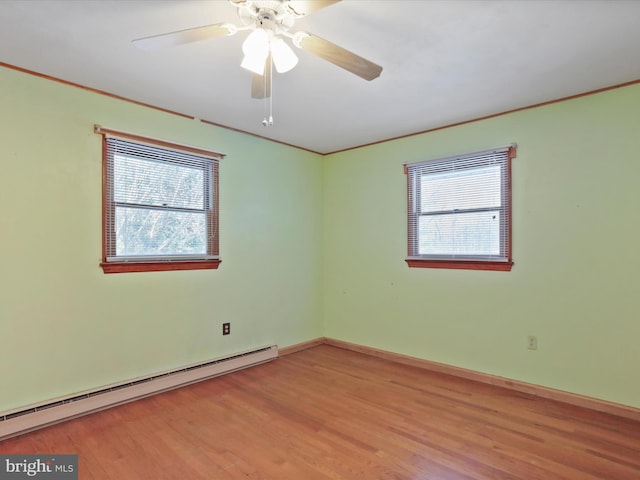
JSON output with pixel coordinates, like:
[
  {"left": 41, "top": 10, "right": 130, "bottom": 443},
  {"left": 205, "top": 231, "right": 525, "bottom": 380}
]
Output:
[{"left": 236, "top": 0, "right": 297, "bottom": 34}]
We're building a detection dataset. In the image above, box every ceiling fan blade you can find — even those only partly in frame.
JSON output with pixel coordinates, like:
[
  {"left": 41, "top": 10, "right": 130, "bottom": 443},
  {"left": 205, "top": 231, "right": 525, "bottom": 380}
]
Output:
[
  {"left": 251, "top": 56, "right": 272, "bottom": 99},
  {"left": 251, "top": 73, "right": 271, "bottom": 99},
  {"left": 297, "top": 33, "right": 382, "bottom": 81},
  {"left": 133, "top": 23, "right": 234, "bottom": 51},
  {"left": 288, "top": 0, "right": 341, "bottom": 15}
]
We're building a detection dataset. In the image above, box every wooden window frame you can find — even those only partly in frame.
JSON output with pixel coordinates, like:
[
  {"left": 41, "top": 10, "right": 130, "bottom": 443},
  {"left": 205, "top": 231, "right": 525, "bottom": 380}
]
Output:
[
  {"left": 96, "top": 126, "right": 223, "bottom": 274},
  {"left": 405, "top": 145, "right": 516, "bottom": 272}
]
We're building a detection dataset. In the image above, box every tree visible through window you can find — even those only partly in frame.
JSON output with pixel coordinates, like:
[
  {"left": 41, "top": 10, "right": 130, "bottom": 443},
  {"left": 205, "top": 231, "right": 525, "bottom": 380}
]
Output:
[
  {"left": 405, "top": 145, "right": 515, "bottom": 271},
  {"left": 96, "top": 127, "right": 223, "bottom": 273}
]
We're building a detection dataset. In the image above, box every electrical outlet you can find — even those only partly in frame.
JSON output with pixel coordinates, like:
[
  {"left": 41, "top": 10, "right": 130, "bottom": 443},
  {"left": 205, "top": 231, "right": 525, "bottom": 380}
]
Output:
[
  {"left": 527, "top": 335, "right": 537, "bottom": 350},
  {"left": 222, "top": 323, "right": 230, "bottom": 335}
]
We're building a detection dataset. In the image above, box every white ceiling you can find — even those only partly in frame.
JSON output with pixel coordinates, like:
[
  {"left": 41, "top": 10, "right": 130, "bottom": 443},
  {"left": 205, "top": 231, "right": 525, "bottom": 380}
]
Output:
[{"left": 1, "top": 0, "right": 639, "bottom": 154}]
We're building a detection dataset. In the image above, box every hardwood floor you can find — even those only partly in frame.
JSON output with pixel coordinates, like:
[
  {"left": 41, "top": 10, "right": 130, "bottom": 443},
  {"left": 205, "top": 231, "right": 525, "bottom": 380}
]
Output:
[{"left": 1, "top": 345, "right": 639, "bottom": 479}]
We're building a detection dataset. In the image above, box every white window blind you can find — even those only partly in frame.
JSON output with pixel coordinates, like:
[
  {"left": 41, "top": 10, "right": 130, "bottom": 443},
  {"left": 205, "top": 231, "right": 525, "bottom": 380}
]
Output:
[
  {"left": 406, "top": 145, "right": 515, "bottom": 267},
  {"left": 104, "top": 137, "right": 219, "bottom": 263}
]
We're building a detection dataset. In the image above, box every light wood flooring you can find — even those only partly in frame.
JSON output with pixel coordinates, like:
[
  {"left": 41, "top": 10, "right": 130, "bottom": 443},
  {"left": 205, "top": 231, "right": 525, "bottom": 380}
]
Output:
[{"left": 1, "top": 345, "right": 639, "bottom": 479}]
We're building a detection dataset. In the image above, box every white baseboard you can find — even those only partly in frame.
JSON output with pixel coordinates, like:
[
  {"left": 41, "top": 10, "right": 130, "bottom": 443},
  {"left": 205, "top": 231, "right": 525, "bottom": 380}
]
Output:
[{"left": 0, "top": 345, "right": 278, "bottom": 441}]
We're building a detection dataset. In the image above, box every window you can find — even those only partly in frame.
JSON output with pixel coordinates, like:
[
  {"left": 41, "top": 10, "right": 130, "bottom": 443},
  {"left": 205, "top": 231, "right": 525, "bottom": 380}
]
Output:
[
  {"left": 405, "top": 145, "right": 515, "bottom": 271},
  {"left": 96, "top": 126, "right": 223, "bottom": 273}
]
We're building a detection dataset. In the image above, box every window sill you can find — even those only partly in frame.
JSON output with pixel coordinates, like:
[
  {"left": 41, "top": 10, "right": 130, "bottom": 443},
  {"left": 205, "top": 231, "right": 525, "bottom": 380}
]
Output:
[
  {"left": 405, "top": 258, "right": 513, "bottom": 272},
  {"left": 100, "top": 259, "right": 221, "bottom": 274}
]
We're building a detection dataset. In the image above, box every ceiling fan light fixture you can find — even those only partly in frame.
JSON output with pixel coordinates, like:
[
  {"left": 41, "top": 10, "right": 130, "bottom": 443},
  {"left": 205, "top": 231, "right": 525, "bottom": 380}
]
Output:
[
  {"left": 241, "top": 52, "right": 267, "bottom": 75},
  {"left": 241, "top": 28, "right": 270, "bottom": 74},
  {"left": 270, "top": 37, "right": 298, "bottom": 73}
]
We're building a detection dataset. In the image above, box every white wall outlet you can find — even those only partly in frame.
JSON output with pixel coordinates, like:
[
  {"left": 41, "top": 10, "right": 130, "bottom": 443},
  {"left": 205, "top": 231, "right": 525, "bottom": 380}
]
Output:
[{"left": 527, "top": 335, "right": 538, "bottom": 350}]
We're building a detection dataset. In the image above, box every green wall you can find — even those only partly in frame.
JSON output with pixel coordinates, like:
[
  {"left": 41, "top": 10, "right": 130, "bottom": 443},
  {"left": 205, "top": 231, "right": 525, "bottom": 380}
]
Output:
[
  {"left": 323, "top": 83, "right": 640, "bottom": 408},
  {"left": 2, "top": 64, "right": 638, "bottom": 414},
  {"left": 0, "top": 67, "right": 323, "bottom": 413}
]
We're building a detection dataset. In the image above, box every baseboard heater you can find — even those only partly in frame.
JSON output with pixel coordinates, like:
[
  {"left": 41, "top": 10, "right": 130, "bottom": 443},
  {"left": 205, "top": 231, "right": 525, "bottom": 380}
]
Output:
[{"left": 0, "top": 345, "right": 278, "bottom": 441}]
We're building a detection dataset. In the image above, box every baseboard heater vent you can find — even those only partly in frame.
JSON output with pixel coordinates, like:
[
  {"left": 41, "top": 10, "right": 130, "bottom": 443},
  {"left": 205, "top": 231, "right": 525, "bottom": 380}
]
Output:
[{"left": 0, "top": 345, "right": 278, "bottom": 441}]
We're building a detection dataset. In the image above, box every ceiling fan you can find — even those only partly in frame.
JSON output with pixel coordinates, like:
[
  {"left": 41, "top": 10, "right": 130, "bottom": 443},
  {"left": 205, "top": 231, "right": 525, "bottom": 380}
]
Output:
[{"left": 132, "top": 0, "right": 383, "bottom": 100}]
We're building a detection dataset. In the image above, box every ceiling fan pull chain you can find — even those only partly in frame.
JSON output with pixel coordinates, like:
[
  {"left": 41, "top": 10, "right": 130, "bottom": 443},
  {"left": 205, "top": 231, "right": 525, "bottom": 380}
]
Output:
[
  {"left": 269, "top": 55, "right": 274, "bottom": 126},
  {"left": 262, "top": 70, "right": 268, "bottom": 126}
]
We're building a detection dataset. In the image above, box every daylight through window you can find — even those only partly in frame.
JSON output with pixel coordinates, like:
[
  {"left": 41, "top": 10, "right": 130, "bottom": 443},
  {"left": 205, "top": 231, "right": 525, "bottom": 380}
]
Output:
[
  {"left": 97, "top": 127, "right": 223, "bottom": 273},
  {"left": 405, "top": 145, "right": 515, "bottom": 271}
]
